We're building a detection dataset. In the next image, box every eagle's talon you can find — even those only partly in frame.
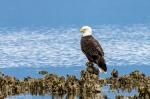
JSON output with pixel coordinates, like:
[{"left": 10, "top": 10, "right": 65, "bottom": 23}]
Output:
[
  {"left": 86, "top": 61, "right": 93, "bottom": 67},
  {"left": 86, "top": 61, "right": 89, "bottom": 66}
]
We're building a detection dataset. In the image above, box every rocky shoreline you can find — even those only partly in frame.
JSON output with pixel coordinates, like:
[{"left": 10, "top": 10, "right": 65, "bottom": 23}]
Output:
[{"left": 0, "top": 65, "right": 150, "bottom": 99}]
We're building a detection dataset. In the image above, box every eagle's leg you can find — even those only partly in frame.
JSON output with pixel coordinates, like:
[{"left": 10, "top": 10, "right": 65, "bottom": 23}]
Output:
[
  {"left": 86, "top": 61, "right": 99, "bottom": 75},
  {"left": 86, "top": 61, "right": 99, "bottom": 80},
  {"left": 86, "top": 61, "right": 94, "bottom": 73},
  {"left": 86, "top": 61, "right": 94, "bottom": 67}
]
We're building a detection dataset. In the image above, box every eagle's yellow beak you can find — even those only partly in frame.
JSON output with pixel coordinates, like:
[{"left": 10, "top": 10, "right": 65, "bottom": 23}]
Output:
[{"left": 80, "top": 29, "right": 86, "bottom": 33}]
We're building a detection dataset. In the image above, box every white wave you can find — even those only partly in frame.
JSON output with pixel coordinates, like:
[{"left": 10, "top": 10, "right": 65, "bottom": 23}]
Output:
[{"left": 0, "top": 25, "right": 150, "bottom": 68}]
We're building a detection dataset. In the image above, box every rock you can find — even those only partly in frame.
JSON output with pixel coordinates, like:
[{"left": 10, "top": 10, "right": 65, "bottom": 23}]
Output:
[
  {"left": 0, "top": 67, "right": 149, "bottom": 98},
  {"left": 38, "top": 70, "right": 48, "bottom": 75},
  {"left": 116, "top": 95, "right": 137, "bottom": 99},
  {"left": 111, "top": 69, "right": 118, "bottom": 78},
  {"left": 138, "top": 87, "right": 150, "bottom": 99}
]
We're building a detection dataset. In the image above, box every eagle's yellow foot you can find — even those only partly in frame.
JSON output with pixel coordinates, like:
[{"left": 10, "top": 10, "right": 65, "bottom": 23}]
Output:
[{"left": 86, "top": 61, "right": 93, "bottom": 67}]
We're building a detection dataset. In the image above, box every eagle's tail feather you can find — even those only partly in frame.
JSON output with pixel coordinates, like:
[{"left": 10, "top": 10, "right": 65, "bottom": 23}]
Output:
[{"left": 97, "top": 57, "right": 107, "bottom": 72}]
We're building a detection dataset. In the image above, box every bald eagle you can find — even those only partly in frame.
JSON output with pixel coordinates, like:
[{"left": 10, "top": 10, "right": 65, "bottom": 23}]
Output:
[{"left": 80, "top": 26, "right": 107, "bottom": 72}]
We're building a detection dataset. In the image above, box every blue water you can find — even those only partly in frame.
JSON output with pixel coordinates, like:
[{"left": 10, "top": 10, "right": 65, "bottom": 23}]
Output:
[
  {"left": 0, "top": 24, "right": 150, "bottom": 99},
  {"left": 0, "top": 24, "right": 150, "bottom": 68}
]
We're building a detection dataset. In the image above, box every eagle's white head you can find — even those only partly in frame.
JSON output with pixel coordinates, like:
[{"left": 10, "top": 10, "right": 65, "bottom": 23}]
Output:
[{"left": 80, "top": 26, "right": 92, "bottom": 37}]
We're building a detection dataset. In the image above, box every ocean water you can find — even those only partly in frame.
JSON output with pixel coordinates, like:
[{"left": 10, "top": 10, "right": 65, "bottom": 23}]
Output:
[{"left": 0, "top": 24, "right": 150, "bottom": 99}]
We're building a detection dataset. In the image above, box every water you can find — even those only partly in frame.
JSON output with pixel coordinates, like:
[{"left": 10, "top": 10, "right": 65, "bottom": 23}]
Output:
[
  {"left": 0, "top": 24, "right": 150, "bottom": 99},
  {"left": 0, "top": 25, "right": 150, "bottom": 68}
]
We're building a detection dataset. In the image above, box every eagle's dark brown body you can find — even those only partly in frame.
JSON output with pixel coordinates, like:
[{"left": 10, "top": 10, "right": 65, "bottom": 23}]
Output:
[{"left": 80, "top": 35, "right": 107, "bottom": 72}]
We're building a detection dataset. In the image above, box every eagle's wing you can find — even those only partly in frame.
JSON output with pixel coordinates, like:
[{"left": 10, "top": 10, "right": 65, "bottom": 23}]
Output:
[
  {"left": 81, "top": 36, "right": 107, "bottom": 71},
  {"left": 93, "top": 38, "right": 104, "bottom": 56}
]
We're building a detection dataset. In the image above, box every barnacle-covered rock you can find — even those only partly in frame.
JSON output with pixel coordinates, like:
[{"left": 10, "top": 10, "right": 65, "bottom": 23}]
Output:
[
  {"left": 38, "top": 70, "right": 48, "bottom": 75},
  {"left": 111, "top": 69, "right": 118, "bottom": 78},
  {"left": 0, "top": 68, "right": 150, "bottom": 98}
]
